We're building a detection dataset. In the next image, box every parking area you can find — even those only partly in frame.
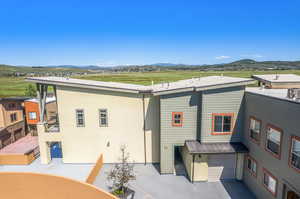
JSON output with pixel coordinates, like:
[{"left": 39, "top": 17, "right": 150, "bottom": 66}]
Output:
[
  {"left": 94, "top": 164, "right": 255, "bottom": 199},
  {"left": 0, "top": 157, "right": 93, "bottom": 181}
]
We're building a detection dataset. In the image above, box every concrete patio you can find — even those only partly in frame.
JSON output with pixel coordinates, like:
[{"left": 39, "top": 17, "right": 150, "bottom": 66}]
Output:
[
  {"left": 94, "top": 164, "right": 256, "bottom": 199},
  {"left": 0, "top": 157, "right": 93, "bottom": 181}
]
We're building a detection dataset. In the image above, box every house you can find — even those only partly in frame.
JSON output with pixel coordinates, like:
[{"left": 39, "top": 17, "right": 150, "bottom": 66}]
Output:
[
  {"left": 26, "top": 75, "right": 300, "bottom": 199},
  {"left": 0, "top": 97, "right": 27, "bottom": 149},
  {"left": 24, "top": 96, "right": 57, "bottom": 135}
]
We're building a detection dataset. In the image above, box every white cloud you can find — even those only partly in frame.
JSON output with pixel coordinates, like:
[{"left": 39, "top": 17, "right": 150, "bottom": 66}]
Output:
[
  {"left": 240, "top": 54, "right": 264, "bottom": 58},
  {"left": 215, "top": 55, "right": 231, "bottom": 60}
]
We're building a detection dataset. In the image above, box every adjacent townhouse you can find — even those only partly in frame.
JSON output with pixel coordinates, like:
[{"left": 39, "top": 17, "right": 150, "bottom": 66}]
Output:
[
  {"left": 242, "top": 74, "right": 300, "bottom": 199},
  {"left": 26, "top": 74, "right": 300, "bottom": 199},
  {"left": 24, "top": 96, "right": 57, "bottom": 135},
  {"left": 0, "top": 97, "right": 27, "bottom": 149}
]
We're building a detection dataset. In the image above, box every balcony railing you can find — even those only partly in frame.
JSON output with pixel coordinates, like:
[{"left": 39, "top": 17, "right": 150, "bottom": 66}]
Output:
[{"left": 45, "top": 123, "right": 60, "bottom": 133}]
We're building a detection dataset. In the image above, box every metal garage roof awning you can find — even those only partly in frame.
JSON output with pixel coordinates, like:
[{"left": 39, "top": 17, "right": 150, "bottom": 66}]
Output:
[{"left": 185, "top": 140, "right": 249, "bottom": 154}]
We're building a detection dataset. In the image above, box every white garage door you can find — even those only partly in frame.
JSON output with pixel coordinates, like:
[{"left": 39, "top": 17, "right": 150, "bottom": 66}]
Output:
[{"left": 208, "top": 154, "right": 236, "bottom": 182}]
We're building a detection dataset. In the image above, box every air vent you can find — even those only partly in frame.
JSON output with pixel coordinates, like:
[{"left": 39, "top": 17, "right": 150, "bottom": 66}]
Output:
[{"left": 287, "top": 88, "right": 300, "bottom": 100}]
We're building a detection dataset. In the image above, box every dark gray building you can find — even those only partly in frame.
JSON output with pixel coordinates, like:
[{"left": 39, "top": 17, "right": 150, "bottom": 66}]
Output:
[{"left": 243, "top": 87, "right": 300, "bottom": 199}]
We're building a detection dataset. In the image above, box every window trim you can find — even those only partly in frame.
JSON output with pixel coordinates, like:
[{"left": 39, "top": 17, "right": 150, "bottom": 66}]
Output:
[
  {"left": 247, "top": 155, "right": 258, "bottom": 177},
  {"left": 289, "top": 135, "right": 300, "bottom": 173},
  {"left": 75, "top": 109, "right": 85, "bottom": 127},
  {"left": 249, "top": 116, "right": 262, "bottom": 145},
  {"left": 172, "top": 112, "right": 183, "bottom": 127},
  {"left": 262, "top": 168, "right": 278, "bottom": 197},
  {"left": 99, "top": 109, "right": 108, "bottom": 127},
  {"left": 265, "top": 124, "right": 283, "bottom": 160},
  {"left": 211, "top": 113, "right": 234, "bottom": 135}
]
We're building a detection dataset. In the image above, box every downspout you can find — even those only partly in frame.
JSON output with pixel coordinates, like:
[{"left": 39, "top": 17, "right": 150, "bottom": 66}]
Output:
[
  {"left": 142, "top": 94, "right": 147, "bottom": 165},
  {"left": 192, "top": 154, "right": 195, "bottom": 183}
]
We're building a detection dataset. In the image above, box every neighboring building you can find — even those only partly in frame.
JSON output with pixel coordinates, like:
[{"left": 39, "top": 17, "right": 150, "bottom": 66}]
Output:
[
  {"left": 243, "top": 88, "right": 300, "bottom": 198},
  {"left": 252, "top": 74, "right": 300, "bottom": 89},
  {"left": 24, "top": 96, "right": 57, "bottom": 135},
  {"left": 0, "top": 98, "right": 27, "bottom": 149},
  {"left": 26, "top": 75, "right": 300, "bottom": 199}
]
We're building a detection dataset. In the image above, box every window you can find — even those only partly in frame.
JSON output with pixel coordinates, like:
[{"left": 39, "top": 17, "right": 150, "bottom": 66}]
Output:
[
  {"left": 10, "top": 113, "right": 17, "bottom": 122},
  {"left": 29, "top": 112, "right": 37, "bottom": 120},
  {"left": 263, "top": 169, "right": 277, "bottom": 196},
  {"left": 249, "top": 117, "right": 261, "bottom": 143},
  {"left": 247, "top": 156, "right": 257, "bottom": 177},
  {"left": 290, "top": 136, "right": 300, "bottom": 172},
  {"left": 99, "top": 109, "right": 108, "bottom": 127},
  {"left": 212, "top": 113, "right": 234, "bottom": 135},
  {"left": 172, "top": 112, "right": 183, "bottom": 127},
  {"left": 76, "top": 109, "right": 85, "bottom": 127},
  {"left": 265, "top": 125, "right": 282, "bottom": 159},
  {"left": 8, "top": 103, "right": 16, "bottom": 109}
]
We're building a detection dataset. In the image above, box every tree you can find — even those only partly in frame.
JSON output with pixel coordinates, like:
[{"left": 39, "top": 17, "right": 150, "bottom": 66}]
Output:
[
  {"left": 107, "top": 145, "right": 136, "bottom": 197},
  {"left": 25, "top": 84, "right": 36, "bottom": 97}
]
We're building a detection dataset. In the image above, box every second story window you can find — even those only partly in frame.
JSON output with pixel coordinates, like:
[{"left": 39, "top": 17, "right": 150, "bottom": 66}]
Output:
[
  {"left": 10, "top": 113, "right": 17, "bottom": 122},
  {"left": 247, "top": 156, "right": 257, "bottom": 177},
  {"left": 172, "top": 112, "right": 183, "bottom": 127},
  {"left": 8, "top": 103, "right": 16, "bottom": 109},
  {"left": 249, "top": 117, "right": 261, "bottom": 143},
  {"left": 29, "top": 112, "right": 37, "bottom": 120},
  {"left": 99, "top": 109, "right": 108, "bottom": 127},
  {"left": 263, "top": 169, "right": 277, "bottom": 196},
  {"left": 290, "top": 136, "right": 300, "bottom": 171},
  {"left": 212, "top": 113, "right": 234, "bottom": 135},
  {"left": 265, "top": 125, "right": 282, "bottom": 159},
  {"left": 76, "top": 109, "right": 85, "bottom": 127}
]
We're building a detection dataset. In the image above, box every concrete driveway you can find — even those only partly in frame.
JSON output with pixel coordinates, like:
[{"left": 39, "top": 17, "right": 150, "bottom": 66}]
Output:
[{"left": 94, "top": 164, "right": 255, "bottom": 199}]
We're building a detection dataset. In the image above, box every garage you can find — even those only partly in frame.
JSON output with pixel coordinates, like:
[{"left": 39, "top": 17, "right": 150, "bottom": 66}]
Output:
[{"left": 208, "top": 154, "right": 236, "bottom": 182}]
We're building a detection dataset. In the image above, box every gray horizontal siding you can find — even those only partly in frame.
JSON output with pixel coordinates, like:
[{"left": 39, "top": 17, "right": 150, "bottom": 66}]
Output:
[
  {"left": 160, "top": 91, "right": 199, "bottom": 173},
  {"left": 243, "top": 92, "right": 300, "bottom": 199},
  {"left": 200, "top": 86, "right": 245, "bottom": 143}
]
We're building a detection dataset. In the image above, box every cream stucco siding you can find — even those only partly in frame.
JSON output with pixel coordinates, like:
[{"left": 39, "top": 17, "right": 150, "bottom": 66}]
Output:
[{"left": 39, "top": 86, "right": 160, "bottom": 164}]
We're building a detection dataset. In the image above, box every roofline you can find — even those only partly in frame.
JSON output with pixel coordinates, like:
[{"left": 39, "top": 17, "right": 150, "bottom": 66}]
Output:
[
  {"left": 245, "top": 90, "right": 300, "bottom": 105},
  {"left": 152, "top": 79, "right": 256, "bottom": 96},
  {"left": 26, "top": 78, "right": 151, "bottom": 94},
  {"left": 26, "top": 77, "right": 255, "bottom": 96},
  {"left": 252, "top": 75, "right": 300, "bottom": 84}
]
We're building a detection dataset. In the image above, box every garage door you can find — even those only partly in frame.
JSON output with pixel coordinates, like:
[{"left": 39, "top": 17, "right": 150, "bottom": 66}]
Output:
[{"left": 208, "top": 154, "right": 236, "bottom": 182}]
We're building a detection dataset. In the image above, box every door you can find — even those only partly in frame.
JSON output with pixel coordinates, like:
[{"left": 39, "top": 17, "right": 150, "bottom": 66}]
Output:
[
  {"left": 208, "top": 154, "right": 236, "bottom": 182},
  {"left": 50, "top": 142, "right": 62, "bottom": 158}
]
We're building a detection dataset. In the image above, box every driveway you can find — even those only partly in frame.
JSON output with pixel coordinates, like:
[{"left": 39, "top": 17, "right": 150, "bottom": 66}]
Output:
[
  {"left": 94, "top": 164, "right": 256, "bottom": 199},
  {"left": 0, "top": 157, "right": 93, "bottom": 181}
]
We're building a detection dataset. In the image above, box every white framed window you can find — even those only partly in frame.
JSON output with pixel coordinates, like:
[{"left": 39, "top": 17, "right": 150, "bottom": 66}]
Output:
[
  {"left": 247, "top": 156, "right": 257, "bottom": 177},
  {"left": 76, "top": 109, "right": 85, "bottom": 127},
  {"left": 99, "top": 109, "right": 108, "bottom": 127},
  {"left": 263, "top": 169, "right": 277, "bottom": 196},
  {"left": 249, "top": 117, "right": 261, "bottom": 142},
  {"left": 29, "top": 112, "right": 37, "bottom": 120},
  {"left": 290, "top": 136, "right": 300, "bottom": 171},
  {"left": 266, "top": 125, "right": 282, "bottom": 158}
]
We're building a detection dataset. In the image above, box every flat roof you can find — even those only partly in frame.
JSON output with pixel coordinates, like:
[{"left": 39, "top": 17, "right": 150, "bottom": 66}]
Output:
[
  {"left": 246, "top": 87, "right": 300, "bottom": 104},
  {"left": 0, "top": 135, "right": 38, "bottom": 155},
  {"left": 0, "top": 97, "right": 30, "bottom": 102},
  {"left": 26, "top": 76, "right": 254, "bottom": 95},
  {"left": 185, "top": 140, "right": 249, "bottom": 154},
  {"left": 252, "top": 74, "right": 300, "bottom": 83},
  {"left": 25, "top": 96, "right": 56, "bottom": 104}
]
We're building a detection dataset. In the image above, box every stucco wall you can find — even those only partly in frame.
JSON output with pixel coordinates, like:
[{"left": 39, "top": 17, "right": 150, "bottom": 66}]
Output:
[
  {"left": 243, "top": 92, "right": 300, "bottom": 199},
  {"left": 40, "top": 86, "right": 160, "bottom": 164},
  {"left": 181, "top": 146, "right": 208, "bottom": 181}
]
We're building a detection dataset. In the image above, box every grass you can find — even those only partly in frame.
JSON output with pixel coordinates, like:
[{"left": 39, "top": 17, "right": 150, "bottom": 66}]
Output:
[{"left": 2, "top": 70, "right": 300, "bottom": 97}]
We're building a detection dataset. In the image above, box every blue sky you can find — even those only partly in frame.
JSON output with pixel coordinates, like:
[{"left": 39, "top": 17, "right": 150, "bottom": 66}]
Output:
[{"left": 0, "top": 0, "right": 299, "bottom": 66}]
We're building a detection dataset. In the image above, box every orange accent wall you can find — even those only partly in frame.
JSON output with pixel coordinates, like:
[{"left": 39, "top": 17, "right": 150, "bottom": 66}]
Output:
[
  {"left": 24, "top": 101, "right": 40, "bottom": 124},
  {"left": 0, "top": 172, "right": 117, "bottom": 199}
]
